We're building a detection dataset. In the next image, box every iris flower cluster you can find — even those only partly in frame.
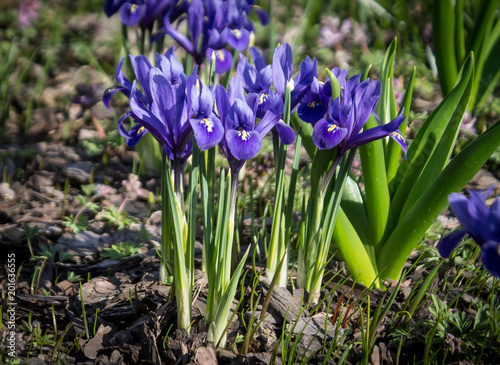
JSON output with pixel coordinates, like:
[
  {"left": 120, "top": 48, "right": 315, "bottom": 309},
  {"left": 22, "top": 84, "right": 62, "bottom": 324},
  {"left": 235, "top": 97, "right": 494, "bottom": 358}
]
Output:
[
  {"left": 103, "top": 42, "right": 310, "bottom": 172},
  {"left": 214, "top": 44, "right": 311, "bottom": 172},
  {"left": 104, "top": 0, "right": 177, "bottom": 30},
  {"left": 438, "top": 187, "right": 500, "bottom": 277},
  {"left": 103, "top": 46, "right": 224, "bottom": 166},
  {"left": 297, "top": 68, "right": 407, "bottom": 156},
  {"left": 161, "top": 0, "right": 268, "bottom": 72}
]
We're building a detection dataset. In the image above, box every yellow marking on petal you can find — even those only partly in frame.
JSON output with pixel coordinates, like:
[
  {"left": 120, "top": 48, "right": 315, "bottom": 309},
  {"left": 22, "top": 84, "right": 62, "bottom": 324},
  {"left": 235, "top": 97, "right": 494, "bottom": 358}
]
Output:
[
  {"left": 216, "top": 50, "right": 225, "bottom": 62},
  {"left": 105, "top": 87, "right": 118, "bottom": 94},
  {"left": 232, "top": 29, "right": 241, "bottom": 39},
  {"left": 201, "top": 118, "right": 214, "bottom": 133},
  {"left": 327, "top": 124, "right": 337, "bottom": 133},
  {"left": 130, "top": 4, "right": 137, "bottom": 13},
  {"left": 238, "top": 127, "right": 250, "bottom": 141},
  {"left": 259, "top": 93, "right": 267, "bottom": 104},
  {"left": 137, "top": 126, "right": 145, "bottom": 134},
  {"left": 390, "top": 131, "right": 403, "bottom": 140},
  {"left": 309, "top": 101, "right": 317, "bottom": 108}
]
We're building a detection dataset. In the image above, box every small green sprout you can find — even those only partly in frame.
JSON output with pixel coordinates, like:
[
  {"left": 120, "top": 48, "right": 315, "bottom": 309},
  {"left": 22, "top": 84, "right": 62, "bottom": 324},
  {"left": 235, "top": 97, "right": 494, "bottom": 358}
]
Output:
[
  {"left": 67, "top": 271, "right": 84, "bottom": 283},
  {"left": 63, "top": 214, "right": 90, "bottom": 234},
  {"left": 101, "top": 205, "right": 140, "bottom": 230},
  {"left": 100, "top": 241, "right": 143, "bottom": 261}
]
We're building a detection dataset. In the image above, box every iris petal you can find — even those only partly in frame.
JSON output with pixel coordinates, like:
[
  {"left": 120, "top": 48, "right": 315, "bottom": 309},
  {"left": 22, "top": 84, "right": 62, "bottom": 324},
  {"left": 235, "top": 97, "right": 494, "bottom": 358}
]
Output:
[
  {"left": 481, "top": 240, "right": 500, "bottom": 277},
  {"left": 312, "top": 118, "right": 348, "bottom": 150},
  {"left": 274, "top": 121, "right": 296, "bottom": 145},
  {"left": 207, "top": 48, "right": 233, "bottom": 74},
  {"left": 272, "top": 43, "right": 293, "bottom": 97},
  {"left": 226, "top": 129, "right": 262, "bottom": 161},
  {"left": 190, "top": 115, "right": 224, "bottom": 151},
  {"left": 437, "top": 229, "right": 466, "bottom": 258},
  {"left": 120, "top": 3, "right": 146, "bottom": 26},
  {"left": 227, "top": 28, "right": 250, "bottom": 51}
]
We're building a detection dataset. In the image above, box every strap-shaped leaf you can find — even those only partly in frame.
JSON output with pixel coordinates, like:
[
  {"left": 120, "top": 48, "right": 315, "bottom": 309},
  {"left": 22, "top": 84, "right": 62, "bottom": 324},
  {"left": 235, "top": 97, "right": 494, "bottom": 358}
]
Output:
[
  {"left": 208, "top": 247, "right": 250, "bottom": 348},
  {"left": 454, "top": 0, "right": 465, "bottom": 65},
  {"left": 389, "top": 53, "right": 474, "bottom": 224},
  {"left": 291, "top": 113, "right": 316, "bottom": 159},
  {"left": 432, "top": 0, "right": 459, "bottom": 97},
  {"left": 331, "top": 208, "right": 380, "bottom": 288},
  {"left": 340, "top": 174, "right": 371, "bottom": 248},
  {"left": 377, "top": 38, "right": 397, "bottom": 125},
  {"left": 386, "top": 66, "right": 415, "bottom": 185},
  {"left": 164, "top": 164, "right": 192, "bottom": 330},
  {"left": 358, "top": 41, "right": 397, "bottom": 249},
  {"left": 400, "top": 58, "right": 473, "bottom": 218},
  {"left": 359, "top": 114, "right": 392, "bottom": 249},
  {"left": 473, "top": 16, "right": 500, "bottom": 111},
  {"left": 378, "top": 120, "right": 500, "bottom": 281}
]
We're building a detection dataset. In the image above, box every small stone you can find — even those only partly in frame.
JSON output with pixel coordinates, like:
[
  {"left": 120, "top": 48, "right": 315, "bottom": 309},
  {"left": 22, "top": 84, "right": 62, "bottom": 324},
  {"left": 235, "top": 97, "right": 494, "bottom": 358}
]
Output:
[
  {"left": 66, "top": 161, "right": 93, "bottom": 184},
  {"left": 0, "top": 182, "right": 15, "bottom": 201}
]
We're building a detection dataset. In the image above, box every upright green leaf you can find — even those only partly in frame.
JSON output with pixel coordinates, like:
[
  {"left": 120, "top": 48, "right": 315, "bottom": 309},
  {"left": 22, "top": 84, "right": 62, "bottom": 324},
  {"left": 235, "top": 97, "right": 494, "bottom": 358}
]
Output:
[
  {"left": 433, "top": 0, "right": 458, "bottom": 97},
  {"left": 386, "top": 67, "right": 415, "bottom": 185},
  {"left": 358, "top": 40, "right": 397, "bottom": 249},
  {"left": 340, "top": 175, "right": 371, "bottom": 248},
  {"left": 359, "top": 115, "right": 391, "bottom": 249},
  {"left": 454, "top": 0, "right": 465, "bottom": 65},
  {"left": 390, "top": 54, "right": 474, "bottom": 223},
  {"left": 472, "top": 15, "right": 500, "bottom": 111},
  {"left": 377, "top": 38, "right": 397, "bottom": 125},
  {"left": 332, "top": 208, "right": 379, "bottom": 288},
  {"left": 378, "top": 120, "right": 500, "bottom": 281},
  {"left": 400, "top": 58, "right": 473, "bottom": 218}
]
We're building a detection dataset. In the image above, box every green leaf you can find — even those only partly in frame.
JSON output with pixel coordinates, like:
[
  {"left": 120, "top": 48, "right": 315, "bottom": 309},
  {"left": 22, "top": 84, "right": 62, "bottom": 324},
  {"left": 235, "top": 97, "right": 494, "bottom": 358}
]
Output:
[
  {"left": 386, "top": 66, "right": 415, "bottom": 185},
  {"left": 454, "top": 0, "right": 465, "bottom": 64},
  {"left": 361, "top": 64, "right": 372, "bottom": 82},
  {"left": 310, "top": 148, "right": 338, "bottom": 199},
  {"left": 466, "top": 0, "right": 498, "bottom": 65},
  {"left": 432, "top": 0, "right": 459, "bottom": 97},
  {"left": 400, "top": 57, "right": 474, "bottom": 218},
  {"left": 292, "top": 114, "right": 316, "bottom": 159},
  {"left": 359, "top": 114, "right": 391, "bottom": 249},
  {"left": 325, "top": 68, "right": 341, "bottom": 101},
  {"left": 208, "top": 247, "right": 250, "bottom": 348},
  {"left": 377, "top": 38, "right": 397, "bottom": 125},
  {"left": 331, "top": 208, "right": 380, "bottom": 288},
  {"left": 340, "top": 175, "right": 371, "bottom": 248},
  {"left": 390, "top": 53, "right": 474, "bottom": 223},
  {"left": 164, "top": 167, "right": 191, "bottom": 330},
  {"left": 357, "top": 40, "right": 398, "bottom": 250},
  {"left": 473, "top": 16, "right": 500, "bottom": 111},
  {"left": 378, "top": 120, "right": 500, "bottom": 281}
]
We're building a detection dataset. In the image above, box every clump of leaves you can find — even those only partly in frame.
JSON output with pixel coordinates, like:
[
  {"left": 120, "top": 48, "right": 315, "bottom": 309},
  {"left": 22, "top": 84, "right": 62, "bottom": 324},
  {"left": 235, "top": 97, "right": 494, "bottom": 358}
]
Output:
[
  {"left": 67, "top": 271, "right": 84, "bottom": 283},
  {"left": 63, "top": 214, "right": 90, "bottom": 234},
  {"left": 30, "top": 243, "right": 75, "bottom": 263},
  {"left": 101, "top": 205, "right": 140, "bottom": 230},
  {"left": 63, "top": 184, "right": 107, "bottom": 234},
  {"left": 100, "top": 241, "right": 143, "bottom": 261}
]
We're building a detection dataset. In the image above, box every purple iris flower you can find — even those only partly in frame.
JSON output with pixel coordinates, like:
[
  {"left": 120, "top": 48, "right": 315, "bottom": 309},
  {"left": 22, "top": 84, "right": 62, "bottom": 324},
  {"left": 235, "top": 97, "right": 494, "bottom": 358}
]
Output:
[
  {"left": 238, "top": 44, "right": 316, "bottom": 121},
  {"left": 297, "top": 77, "right": 329, "bottom": 125},
  {"left": 271, "top": 43, "right": 318, "bottom": 111},
  {"left": 103, "top": 47, "right": 223, "bottom": 165},
  {"left": 308, "top": 71, "right": 407, "bottom": 156},
  {"left": 438, "top": 187, "right": 500, "bottom": 277},
  {"left": 104, "top": 0, "right": 175, "bottom": 30},
  {"left": 214, "top": 77, "right": 294, "bottom": 172},
  {"left": 161, "top": 0, "right": 268, "bottom": 73}
]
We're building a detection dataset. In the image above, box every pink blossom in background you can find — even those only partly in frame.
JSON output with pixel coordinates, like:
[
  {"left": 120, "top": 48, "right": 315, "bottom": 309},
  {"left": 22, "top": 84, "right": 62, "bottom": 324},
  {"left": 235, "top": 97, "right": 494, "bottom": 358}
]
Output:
[{"left": 18, "top": 0, "right": 40, "bottom": 29}]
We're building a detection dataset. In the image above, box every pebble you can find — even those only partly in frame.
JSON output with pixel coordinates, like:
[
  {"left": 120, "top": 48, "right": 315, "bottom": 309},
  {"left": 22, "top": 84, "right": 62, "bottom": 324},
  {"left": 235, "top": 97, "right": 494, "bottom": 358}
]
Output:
[{"left": 0, "top": 182, "right": 15, "bottom": 201}]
